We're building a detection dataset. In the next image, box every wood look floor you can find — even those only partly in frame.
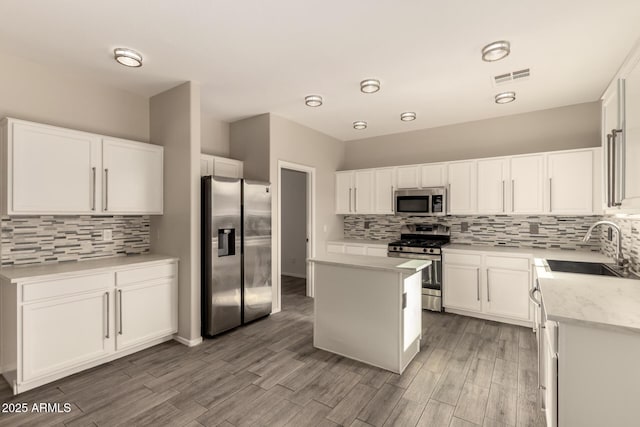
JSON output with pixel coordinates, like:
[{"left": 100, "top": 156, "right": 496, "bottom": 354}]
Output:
[{"left": 0, "top": 276, "right": 545, "bottom": 427}]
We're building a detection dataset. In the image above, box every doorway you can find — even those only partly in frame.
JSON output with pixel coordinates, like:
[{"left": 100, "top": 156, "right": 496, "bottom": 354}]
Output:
[
  {"left": 280, "top": 168, "right": 307, "bottom": 305},
  {"left": 276, "top": 160, "right": 315, "bottom": 312}
]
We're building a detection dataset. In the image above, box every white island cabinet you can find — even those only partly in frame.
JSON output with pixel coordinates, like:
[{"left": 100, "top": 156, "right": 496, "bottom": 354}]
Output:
[
  {"left": 309, "top": 254, "right": 429, "bottom": 374},
  {"left": 0, "top": 255, "right": 178, "bottom": 395}
]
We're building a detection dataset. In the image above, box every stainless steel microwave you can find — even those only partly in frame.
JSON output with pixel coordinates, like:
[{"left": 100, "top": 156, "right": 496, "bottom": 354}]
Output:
[{"left": 394, "top": 187, "right": 447, "bottom": 216}]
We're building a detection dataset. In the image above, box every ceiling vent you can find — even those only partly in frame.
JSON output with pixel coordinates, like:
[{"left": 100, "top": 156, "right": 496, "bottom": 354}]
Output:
[{"left": 493, "top": 68, "right": 530, "bottom": 86}]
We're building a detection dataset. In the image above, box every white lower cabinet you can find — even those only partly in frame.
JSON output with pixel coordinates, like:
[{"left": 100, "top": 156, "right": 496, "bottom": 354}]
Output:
[
  {"left": 485, "top": 268, "right": 530, "bottom": 320},
  {"left": 0, "top": 258, "right": 178, "bottom": 395},
  {"left": 22, "top": 289, "right": 112, "bottom": 382},
  {"left": 116, "top": 280, "right": 177, "bottom": 351},
  {"left": 443, "top": 263, "right": 481, "bottom": 312},
  {"left": 443, "top": 249, "right": 532, "bottom": 326}
]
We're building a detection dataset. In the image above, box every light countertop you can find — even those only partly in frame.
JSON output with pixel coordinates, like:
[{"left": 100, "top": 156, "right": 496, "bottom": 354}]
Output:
[
  {"left": 443, "top": 243, "right": 610, "bottom": 263},
  {"left": 328, "top": 239, "right": 390, "bottom": 246},
  {"left": 534, "top": 259, "right": 640, "bottom": 334},
  {"left": 309, "top": 254, "right": 430, "bottom": 273},
  {"left": 0, "top": 254, "right": 179, "bottom": 283}
]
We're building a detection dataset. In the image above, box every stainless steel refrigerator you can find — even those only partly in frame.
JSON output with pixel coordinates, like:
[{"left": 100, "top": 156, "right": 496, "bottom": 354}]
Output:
[{"left": 201, "top": 176, "right": 272, "bottom": 337}]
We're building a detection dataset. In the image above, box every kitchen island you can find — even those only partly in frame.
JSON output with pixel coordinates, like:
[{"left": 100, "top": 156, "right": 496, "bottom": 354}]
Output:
[{"left": 308, "top": 254, "right": 430, "bottom": 374}]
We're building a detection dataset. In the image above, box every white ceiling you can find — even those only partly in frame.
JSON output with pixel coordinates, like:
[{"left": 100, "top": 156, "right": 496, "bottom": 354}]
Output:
[{"left": 1, "top": 1, "right": 639, "bottom": 141}]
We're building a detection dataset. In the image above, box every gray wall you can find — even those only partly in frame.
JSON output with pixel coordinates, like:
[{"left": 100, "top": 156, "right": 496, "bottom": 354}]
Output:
[
  {"left": 150, "top": 82, "right": 202, "bottom": 343},
  {"left": 0, "top": 50, "right": 149, "bottom": 141},
  {"left": 343, "top": 102, "right": 601, "bottom": 169},
  {"left": 281, "top": 169, "right": 307, "bottom": 278},
  {"left": 230, "top": 114, "right": 270, "bottom": 181},
  {"left": 201, "top": 112, "right": 230, "bottom": 157},
  {"left": 269, "top": 114, "right": 345, "bottom": 307}
]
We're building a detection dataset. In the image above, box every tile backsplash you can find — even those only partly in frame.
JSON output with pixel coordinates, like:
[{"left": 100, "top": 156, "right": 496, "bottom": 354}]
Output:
[
  {"left": 1, "top": 215, "right": 150, "bottom": 266},
  {"left": 344, "top": 214, "right": 603, "bottom": 252}
]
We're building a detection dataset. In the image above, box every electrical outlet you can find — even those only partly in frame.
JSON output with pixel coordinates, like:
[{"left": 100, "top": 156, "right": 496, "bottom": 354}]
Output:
[
  {"left": 529, "top": 222, "right": 539, "bottom": 234},
  {"left": 103, "top": 229, "right": 113, "bottom": 241},
  {"left": 461, "top": 222, "right": 469, "bottom": 232},
  {"left": 364, "top": 221, "right": 371, "bottom": 229}
]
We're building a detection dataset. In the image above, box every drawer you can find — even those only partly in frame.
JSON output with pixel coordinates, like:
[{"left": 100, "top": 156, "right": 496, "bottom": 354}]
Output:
[
  {"left": 345, "top": 245, "right": 366, "bottom": 255},
  {"left": 327, "top": 243, "right": 345, "bottom": 254},
  {"left": 486, "top": 256, "right": 530, "bottom": 271},
  {"left": 365, "top": 246, "right": 388, "bottom": 257},
  {"left": 22, "top": 273, "right": 113, "bottom": 303},
  {"left": 444, "top": 252, "right": 482, "bottom": 266},
  {"left": 116, "top": 262, "right": 177, "bottom": 286}
]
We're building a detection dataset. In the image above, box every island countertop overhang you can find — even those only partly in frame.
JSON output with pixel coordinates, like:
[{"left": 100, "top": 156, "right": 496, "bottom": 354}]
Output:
[{"left": 308, "top": 254, "right": 431, "bottom": 274}]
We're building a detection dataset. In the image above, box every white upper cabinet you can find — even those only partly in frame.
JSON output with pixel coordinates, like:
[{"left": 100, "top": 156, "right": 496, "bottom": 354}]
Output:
[
  {"left": 1, "top": 118, "right": 164, "bottom": 216},
  {"left": 547, "top": 150, "right": 594, "bottom": 214},
  {"left": 200, "top": 155, "right": 214, "bottom": 176},
  {"left": 448, "top": 161, "right": 476, "bottom": 214},
  {"left": 622, "top": 55, "right": 640, "bottom": 208},
  {"left": 510, "top": 154, "right": 545, "bottom": 214},
  {"left": 602, "top": 40, "right": 640, "bottom": 212},
  {"left": 102, "top": 138, "right": 163, "bottom": 214},
  {"left": 335, "top": 149, "right": 601, "bottom": 216},
  {"left": 200, "top": 154, "right": 243, "bottom": 178},
  {"left": 374, "top": 167, "right": 395, "bottom": 214},
  {"left": 4, "top": 120, "right": 101, "bottom": 214},
  {"left": 335, "top": 171, "right": 354, "bottom": 214},
  {"left": 421, "top": 163, "right": 447, "bottom": 187},
  {"left": 214, "top": 156, "right": 243, "bottom": 178},
  {"left": 396, "top": 165, "right": 421, "bottom": 189},
  {"left": 354, "top": 170, "right": 374, "bottom": 214},
  {"left": 477, "top": 158, "right": 509, "bottom": 214}
]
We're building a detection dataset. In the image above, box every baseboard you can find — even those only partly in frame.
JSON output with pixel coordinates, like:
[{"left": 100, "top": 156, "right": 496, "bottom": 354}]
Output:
[
  {"left": 174, "top": 335, "right": 203, "bottom": 347},
  {"left": 444, "top": 308, "right": 533, "bottom": 328},
  {"left": 282, "top": 271, "right": 307, "bottom": 279}
]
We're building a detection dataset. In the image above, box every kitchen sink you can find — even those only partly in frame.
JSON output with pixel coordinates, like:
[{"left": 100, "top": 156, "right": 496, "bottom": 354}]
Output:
[{"left": 545, "top": 259, "right": 623, "bottom": 277}]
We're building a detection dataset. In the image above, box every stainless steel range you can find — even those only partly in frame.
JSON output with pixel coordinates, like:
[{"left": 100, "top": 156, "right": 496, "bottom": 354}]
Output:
[{"left": 388, "top": 224, "right": 450, "bottom": 312}]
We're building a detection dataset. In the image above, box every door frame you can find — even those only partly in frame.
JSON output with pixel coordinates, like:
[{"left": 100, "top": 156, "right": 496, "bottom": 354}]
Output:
[{"left": 276, "top": 160, "right": 316, "bottom": 312}]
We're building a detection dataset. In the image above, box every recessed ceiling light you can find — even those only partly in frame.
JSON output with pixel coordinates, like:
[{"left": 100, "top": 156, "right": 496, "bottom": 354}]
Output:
[
  {"left": 304, "top": 95, "right": 323, "bottom": 107},
  {"left": 114, "top": 48, "right": 143, "bottom": 67},
  {"left": 400, "top": 112, "right": 416, "bottom": 121},
  {"left": 481, "top": 41, "right": 510, "bottom": 62},
  {"left": 495, "top": 92, "right": 516, "bottom": 104},
  {"left": 360, "top": 79, "right": 380, "bottom": 93},
  {"left": 353, "top": 121, "right": 367, "bottom": 130}
]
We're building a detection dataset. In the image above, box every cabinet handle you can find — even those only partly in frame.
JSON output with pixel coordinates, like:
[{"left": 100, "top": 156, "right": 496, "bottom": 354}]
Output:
[
  {"left": 354, "top": 187, "right": 357, "bottom": 212},
  {"left": 118, "top": 289, "right": 123, "bottom": 335},
  {"left": 391, "top": 186, "right": 394, "bottom": 212},
  {"left": 447, "top": 184, "right": 451, "bottom": 214},
  {"left": 348, "top": 188, "right": 352, "bottom": 212},
  {"left": 104, "top": 292, "right": 110, "bottom": 339},
  {"left": 607, "top": 133, "right": 613, "bottom": 208},
  {"left": 612, "top": 129, "right": 623, "bottom": 206},
  {"left": 91, "top": 167, "right": 96, "bottom": 211},
  {"left": 549, "top": 178, "right": 552, "bottom": 212},
  {"left": 104, "top": 168, "right": 109, "bottom": 211},
  {"left": 486, "top": 270, "right": 490, "bottom": 302},
  {"left": 511, "top": 179, "right": 515, "bottom": 212},
  {"left": 476, "top": 268, "right": 480, "bottom": 301},
  {"left": 502, "top": 180, "right": 505, "bottom": 212}
]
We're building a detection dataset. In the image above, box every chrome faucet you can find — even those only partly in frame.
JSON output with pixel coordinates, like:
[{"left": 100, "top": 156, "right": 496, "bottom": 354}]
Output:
[{"left": 583, "top": 220, "right": 628, "bottom": 269}]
